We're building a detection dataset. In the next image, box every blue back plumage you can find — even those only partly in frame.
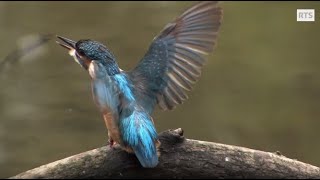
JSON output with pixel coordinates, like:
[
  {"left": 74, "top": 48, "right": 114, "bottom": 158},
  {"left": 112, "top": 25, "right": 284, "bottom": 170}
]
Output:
[
  {"left": 98, "top": 73, "right": 158, "bottom": 168},
  {"left": 120, "top": 109, "right": 158, "bottom": 168},
  {"left": 113, "top": 74, "right": 135, "bottom": 102},
  {"left": 113, "top": 73, "right": 158, "bottom": 168}
]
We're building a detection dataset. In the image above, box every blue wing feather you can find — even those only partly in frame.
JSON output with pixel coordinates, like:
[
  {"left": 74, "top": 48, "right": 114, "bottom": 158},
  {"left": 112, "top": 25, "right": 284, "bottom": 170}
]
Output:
[{"left": 129, "top": 1, "right": 223, "bottom": 111}]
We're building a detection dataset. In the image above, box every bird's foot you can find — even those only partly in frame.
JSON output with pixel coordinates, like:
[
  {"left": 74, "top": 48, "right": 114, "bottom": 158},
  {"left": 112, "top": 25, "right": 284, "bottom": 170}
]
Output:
[
  {"left": 108, "top": 138, "right": 119, "bottom": 149},
  {"left": 108, "top": 138, "right": 115, "bottom": 148}
]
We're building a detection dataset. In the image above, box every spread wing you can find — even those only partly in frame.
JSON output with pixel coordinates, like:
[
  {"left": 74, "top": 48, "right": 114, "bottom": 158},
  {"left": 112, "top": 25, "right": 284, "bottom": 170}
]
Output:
[{"left": 129, "top": 1, "right": 223, "bottom": 111}]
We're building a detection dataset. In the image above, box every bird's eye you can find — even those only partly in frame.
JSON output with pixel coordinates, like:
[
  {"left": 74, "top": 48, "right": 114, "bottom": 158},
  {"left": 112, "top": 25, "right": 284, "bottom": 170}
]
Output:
[{"left": 76, "top": 48, "right": 86, "bottom": 56}]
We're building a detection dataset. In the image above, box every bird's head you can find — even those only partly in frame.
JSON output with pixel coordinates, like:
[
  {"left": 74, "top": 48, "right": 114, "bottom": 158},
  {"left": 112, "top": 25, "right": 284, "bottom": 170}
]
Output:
[{"left": 56, "top": 35, "right": 116, "bottom": 72}]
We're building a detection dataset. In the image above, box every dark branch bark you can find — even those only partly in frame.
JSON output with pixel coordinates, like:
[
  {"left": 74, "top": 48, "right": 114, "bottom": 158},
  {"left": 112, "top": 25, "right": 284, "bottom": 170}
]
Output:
[{"left": 10, "top": 128, "right": 320, "bottom": 179}]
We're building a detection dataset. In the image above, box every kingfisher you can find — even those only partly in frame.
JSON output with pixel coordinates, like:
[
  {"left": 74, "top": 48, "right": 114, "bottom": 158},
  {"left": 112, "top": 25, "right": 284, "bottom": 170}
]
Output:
[{"left": 56, "top": 1, "right": 222, "bottom": 168}]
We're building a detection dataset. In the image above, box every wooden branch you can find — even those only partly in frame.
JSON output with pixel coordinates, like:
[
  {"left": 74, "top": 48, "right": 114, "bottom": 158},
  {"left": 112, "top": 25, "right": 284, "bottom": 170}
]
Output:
[{"left": 10, "top": 128, "right": 320, "bottom": 179}]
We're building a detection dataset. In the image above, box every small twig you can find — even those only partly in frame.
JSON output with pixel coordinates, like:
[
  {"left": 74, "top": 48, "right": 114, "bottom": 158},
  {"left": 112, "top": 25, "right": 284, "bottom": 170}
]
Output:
[{"left": 0, "top": 34, "right": 53, "bottom": 73}]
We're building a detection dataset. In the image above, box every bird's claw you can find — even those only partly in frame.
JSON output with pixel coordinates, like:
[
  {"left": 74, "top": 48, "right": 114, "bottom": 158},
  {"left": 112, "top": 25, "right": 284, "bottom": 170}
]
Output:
[
  {"left": 108, "top": 138, "right": 114, "bottom": 148},
  {"left": 108, "top": 138, "right": 119, "bottom": 149}
]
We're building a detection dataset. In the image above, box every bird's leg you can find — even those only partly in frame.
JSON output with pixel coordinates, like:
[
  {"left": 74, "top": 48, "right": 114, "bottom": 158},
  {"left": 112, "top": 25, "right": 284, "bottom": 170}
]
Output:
[
  {"left": 107, "top": 131, "right": 120, "bottom": 149},
  {"left": 102, "top": 112, "right": 119, "bottom": 149},
  {"left": 108, "top": 131, "right": 115, "bottom": 148}
]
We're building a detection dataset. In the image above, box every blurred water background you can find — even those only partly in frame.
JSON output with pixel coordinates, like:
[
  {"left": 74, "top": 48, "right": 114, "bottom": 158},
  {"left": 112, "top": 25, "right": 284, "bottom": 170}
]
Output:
[{"left": 0, "top": 1, "right": 319, "bottom": 178}]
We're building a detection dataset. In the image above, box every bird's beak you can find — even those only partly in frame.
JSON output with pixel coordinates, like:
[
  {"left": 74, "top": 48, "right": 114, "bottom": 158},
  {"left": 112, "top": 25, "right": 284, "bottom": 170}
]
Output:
[
  {"left": 56, "top": 35, "right": 76, "bottom": 50},
  {"left": 56, "top": 35, "right": 89, "bottom": 71}
]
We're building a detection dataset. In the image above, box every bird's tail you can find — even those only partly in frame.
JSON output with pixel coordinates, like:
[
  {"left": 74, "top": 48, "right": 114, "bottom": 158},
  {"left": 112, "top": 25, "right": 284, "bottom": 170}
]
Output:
[{"left": 120, "top": 109, "right": 159, "bottom": 168}]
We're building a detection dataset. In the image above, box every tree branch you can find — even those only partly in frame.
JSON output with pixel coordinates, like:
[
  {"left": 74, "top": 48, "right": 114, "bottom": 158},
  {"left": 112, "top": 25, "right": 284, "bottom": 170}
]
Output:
[{"left": 10, "top": 128, "right": 320, "bottom": 179}]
